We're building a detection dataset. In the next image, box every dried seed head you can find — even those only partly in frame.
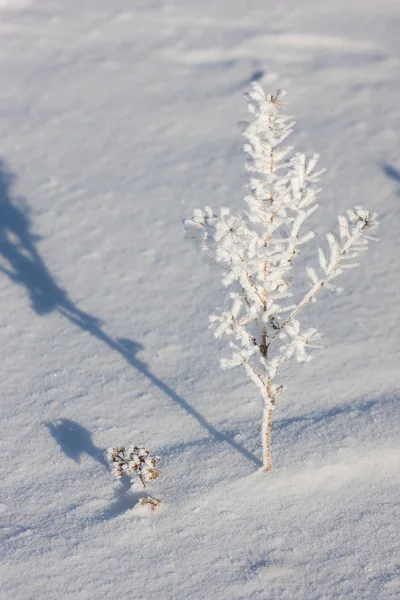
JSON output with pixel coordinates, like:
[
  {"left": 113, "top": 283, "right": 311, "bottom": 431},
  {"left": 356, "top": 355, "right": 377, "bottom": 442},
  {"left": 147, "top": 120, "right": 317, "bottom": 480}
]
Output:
[{"left": 139, "top": 497, "right": 161, "bottom": 511}]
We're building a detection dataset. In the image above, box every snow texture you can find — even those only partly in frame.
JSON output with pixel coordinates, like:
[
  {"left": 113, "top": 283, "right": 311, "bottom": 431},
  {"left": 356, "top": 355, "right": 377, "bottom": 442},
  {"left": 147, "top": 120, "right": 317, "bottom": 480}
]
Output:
[{"left": 1, "top": 0, "right": 399, "bottom": 599}]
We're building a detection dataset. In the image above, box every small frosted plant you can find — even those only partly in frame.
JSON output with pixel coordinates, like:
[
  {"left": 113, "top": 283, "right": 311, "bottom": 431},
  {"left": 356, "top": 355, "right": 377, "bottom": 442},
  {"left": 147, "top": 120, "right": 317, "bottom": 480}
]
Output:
[
  {"left": 139, "top": 496, "right": 162, "bottom": 511},
  {"left": 184, "top": 82, "right": 379, "bottom": 471},
  {"left": 108, "top": 445, "right": 161, "bottom": 488}
]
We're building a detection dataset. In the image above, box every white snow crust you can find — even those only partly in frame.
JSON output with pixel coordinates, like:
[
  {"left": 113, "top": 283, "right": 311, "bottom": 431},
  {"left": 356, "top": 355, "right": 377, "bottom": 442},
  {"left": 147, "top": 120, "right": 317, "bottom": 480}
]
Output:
[{"left": 1, "top": 0, "right": 399, "bottom": 598}]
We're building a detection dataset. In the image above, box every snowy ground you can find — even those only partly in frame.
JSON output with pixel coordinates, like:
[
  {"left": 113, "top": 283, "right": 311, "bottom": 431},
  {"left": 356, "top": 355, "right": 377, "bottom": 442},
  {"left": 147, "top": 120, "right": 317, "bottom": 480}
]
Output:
[{"left": 1, "top": 0, "right": 399, "bottom": 598}]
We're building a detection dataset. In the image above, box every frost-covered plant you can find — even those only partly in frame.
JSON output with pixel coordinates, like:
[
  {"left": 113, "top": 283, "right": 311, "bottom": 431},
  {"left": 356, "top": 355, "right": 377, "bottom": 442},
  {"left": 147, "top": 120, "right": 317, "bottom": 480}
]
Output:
[
  {"left": 108, "top": 445, "right": 161, "bottom": 488},
  {"left": 139, "top": 496, "right": 162, "bottom": 511},
  {"left": 184, "top": 82, "right": 379, "bottom": 471}
]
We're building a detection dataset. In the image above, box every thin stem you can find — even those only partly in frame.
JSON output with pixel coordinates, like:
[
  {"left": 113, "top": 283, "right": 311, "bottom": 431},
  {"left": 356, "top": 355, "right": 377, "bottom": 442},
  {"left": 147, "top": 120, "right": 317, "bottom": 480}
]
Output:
[
  {"left": 268, "top": 280, "right": 323, "bottom": 349},
  {"left": 245, "top": 272, "right": 265, "bottom": 306},
  {"left": 232, "top": 316, "right": 260, "bottom": 350},
  {"left": 261, "top": 113, "right": 275, "bottom": 352},
  {"left": 266, "top": 228, "right": 363, "bottom": 351},
  {"left": 263, "top": 407, "right": 273, "bottom": 471},
  {"left": 245, "top": 359, "right": 266, "bottom": 389},
  {"left": 237, "top": 250, "right": 265, "bottom": 307}
]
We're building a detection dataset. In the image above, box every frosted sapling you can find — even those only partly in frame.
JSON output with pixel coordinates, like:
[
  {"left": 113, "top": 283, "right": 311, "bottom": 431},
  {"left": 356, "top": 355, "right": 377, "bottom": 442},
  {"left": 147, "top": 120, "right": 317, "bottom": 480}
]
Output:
[{"left": 184, "top": 82, "right": 379, "bottom": 471}]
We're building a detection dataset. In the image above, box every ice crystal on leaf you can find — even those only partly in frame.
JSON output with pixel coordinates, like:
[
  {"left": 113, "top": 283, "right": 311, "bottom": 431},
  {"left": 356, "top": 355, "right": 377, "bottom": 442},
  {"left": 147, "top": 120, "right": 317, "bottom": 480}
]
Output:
[{"left": 184, "top": 82, "right": 379, "bottom": 470}]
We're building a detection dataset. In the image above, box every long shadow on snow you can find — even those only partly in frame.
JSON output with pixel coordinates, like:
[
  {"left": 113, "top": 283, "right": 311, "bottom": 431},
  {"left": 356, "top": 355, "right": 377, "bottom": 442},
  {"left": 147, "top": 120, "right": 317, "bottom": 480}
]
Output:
[
  {"left": 273, "top": 395, "right": 396, "bottom": 439},
  {"left": 0, "top": 160, "right": 260, "bottom": 468},
  {"left": 161, "top": 396, "right": 398, "bottom": 459}
]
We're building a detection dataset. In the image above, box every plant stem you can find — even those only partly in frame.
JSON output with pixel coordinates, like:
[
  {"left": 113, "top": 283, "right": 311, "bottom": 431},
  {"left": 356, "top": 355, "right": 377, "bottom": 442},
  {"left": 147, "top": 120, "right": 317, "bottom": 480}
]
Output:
[{"left": 263, "top": 406, "right": 273, "bottom": 471}]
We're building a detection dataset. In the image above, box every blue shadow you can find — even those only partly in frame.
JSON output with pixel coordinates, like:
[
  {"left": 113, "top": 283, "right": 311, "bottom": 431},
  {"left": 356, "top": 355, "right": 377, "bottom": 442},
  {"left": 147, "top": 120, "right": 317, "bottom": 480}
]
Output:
[
  {"left": 46, "top": 419, "right": 108, "bottom": 467},
  {"left": 383, "top": 163, "right": 400, "bottom": 195},
  {"left": 0, "top": 160, "right": 260, "bottom": 467}
]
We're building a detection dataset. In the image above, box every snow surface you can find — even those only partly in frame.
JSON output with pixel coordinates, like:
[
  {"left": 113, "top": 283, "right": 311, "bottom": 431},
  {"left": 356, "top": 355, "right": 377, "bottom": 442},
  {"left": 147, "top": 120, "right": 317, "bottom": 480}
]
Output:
[{"left": 0, "top": 0, "right": 399, "bottom": 598}]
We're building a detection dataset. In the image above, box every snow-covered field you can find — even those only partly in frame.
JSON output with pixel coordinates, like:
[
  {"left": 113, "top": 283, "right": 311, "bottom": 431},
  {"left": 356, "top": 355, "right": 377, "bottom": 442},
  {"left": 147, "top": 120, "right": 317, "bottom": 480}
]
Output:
[{"left": 1, "top": 0, "right": 399, "bottom": 598}]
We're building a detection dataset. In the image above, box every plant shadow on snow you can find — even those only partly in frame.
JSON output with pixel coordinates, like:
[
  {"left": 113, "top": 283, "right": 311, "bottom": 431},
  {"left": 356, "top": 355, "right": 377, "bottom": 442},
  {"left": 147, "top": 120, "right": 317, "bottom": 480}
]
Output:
[
  {"left": 46, "top": 418, "right": 157, "bottom": 518},
  {"left": 273, "top": 395, "right": 395, "bottom": 439},
  {"left": 232, "top": 66, "right": 265, "bottom": 91},
  {"left": 0, "top": 161, "right": 101, "bottom": 323},
  {"left": 46, "top": 419, "right": 108, "bottom": 467},
  {"left": 101, "top": 477, "right": 146, "bottom": 520},
  {"left": 383, "top": 163, "right": 400, "bottom": 194},
  {"left": 0, "top": 160, "right": 260, "bottom": 470},
  {"left": 165, "top": 394, "right": 392, "bottom": 467}
]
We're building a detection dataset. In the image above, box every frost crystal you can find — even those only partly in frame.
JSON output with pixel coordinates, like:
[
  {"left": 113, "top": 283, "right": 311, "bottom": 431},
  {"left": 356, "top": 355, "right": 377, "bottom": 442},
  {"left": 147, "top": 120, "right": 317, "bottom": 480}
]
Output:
[
  {"left": 184, "top": 82, "right": 379, "bottom": 470},
  {"left": 107, "top": 445, "right": 161, "bottom": 488}
]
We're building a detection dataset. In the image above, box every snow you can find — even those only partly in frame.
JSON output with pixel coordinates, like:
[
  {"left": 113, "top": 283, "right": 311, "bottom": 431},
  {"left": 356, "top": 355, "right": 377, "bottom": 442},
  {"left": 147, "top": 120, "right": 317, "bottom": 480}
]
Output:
[{"left": 0, "top": 0, "right": 399, "bottom": 598}]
